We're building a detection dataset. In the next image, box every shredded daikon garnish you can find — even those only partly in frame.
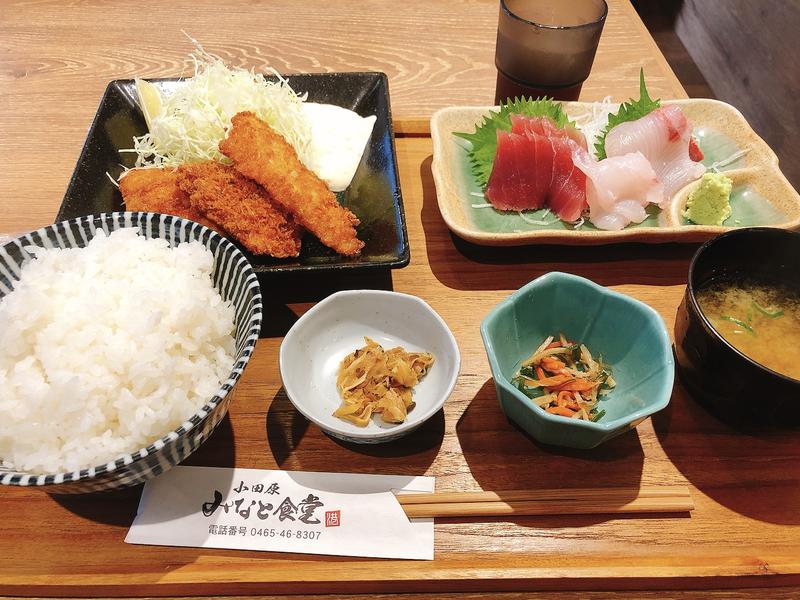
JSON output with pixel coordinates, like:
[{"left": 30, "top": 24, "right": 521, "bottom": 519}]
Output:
[
  {"left": 105, "top": 171, "right": 120, "bottom": 188},
  {"left": 123, "top": 41, "right": 312, "bottom": 169},
  {"left": 708, "top": 148, "right": 751, "bottom": 173},
  {"left": 570, "top": 96, "right": 617, "bottom": 151},
  {"left": 518, "top": 211, "right": 557, "bottom": 226}
]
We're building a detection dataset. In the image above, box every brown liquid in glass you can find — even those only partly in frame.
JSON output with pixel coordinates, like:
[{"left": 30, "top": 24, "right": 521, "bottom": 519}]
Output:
[
  {"left": 495, "top": 70, "right": 583, "bottom": 103},
  {"left": 507, "top": 2, "right": 602, "bottom": 27}
]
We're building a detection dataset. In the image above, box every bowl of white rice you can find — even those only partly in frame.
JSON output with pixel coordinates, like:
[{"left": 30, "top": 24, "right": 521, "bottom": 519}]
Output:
[{"left": 0, "top": 212, "right": 261, "bottom": 493}]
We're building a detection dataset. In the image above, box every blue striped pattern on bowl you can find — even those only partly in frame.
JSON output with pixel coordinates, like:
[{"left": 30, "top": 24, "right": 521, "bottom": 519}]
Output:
[{"left": 0, "top": 212, "right": 261, "bottom": 493}]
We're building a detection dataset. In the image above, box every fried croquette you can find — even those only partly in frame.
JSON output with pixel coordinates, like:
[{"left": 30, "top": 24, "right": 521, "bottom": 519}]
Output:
[
  {"left": 176, "top": 161, "right": 303, "bottom": 258},
  {"left": 118, "top": 168, "right": 223, "bottom": 232},
  {"left": 219, "top": 111, "right": 364, "bottom": 256}
]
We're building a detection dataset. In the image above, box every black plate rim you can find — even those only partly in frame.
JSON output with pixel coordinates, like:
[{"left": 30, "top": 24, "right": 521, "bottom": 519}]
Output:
[{"left": 55, "top": 72, "right": 410, "bottom": 274}]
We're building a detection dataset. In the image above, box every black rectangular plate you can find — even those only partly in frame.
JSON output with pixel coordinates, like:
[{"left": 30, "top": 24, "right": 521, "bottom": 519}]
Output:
[{"left": 56, "top": 73, "right": 409, "bottom": 273}]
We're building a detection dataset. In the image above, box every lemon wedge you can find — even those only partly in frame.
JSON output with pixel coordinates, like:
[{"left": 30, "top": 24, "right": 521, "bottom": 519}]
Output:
[{"left": 135, "top": 78, "right": 163, "bottom": 131}]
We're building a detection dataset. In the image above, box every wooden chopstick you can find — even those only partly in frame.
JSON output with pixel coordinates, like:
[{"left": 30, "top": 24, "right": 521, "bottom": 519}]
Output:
[{"left": 396, "top": 486, "right": 693, "bottom": 518}]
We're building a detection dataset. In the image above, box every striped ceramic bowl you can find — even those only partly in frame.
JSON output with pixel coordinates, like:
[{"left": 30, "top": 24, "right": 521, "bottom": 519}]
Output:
[{"left": 0, "top": 213, "right": 262, "bottom": 493}]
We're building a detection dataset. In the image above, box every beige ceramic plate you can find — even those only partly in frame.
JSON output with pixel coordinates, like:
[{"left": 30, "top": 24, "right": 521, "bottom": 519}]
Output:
[{"left": 430, "top": 99, "right": 800, "bottom": 245}]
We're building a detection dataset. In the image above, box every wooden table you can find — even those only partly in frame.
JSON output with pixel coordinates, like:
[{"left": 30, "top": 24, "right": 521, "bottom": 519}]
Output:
[{"left": 2, "top": 1, "right": 799, "bottom": 598}]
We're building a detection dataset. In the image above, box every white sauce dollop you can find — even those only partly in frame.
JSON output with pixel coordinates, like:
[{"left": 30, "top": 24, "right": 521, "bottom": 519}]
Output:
[{"left": 302, "top": 103, "right": 377, "bottom": 192}]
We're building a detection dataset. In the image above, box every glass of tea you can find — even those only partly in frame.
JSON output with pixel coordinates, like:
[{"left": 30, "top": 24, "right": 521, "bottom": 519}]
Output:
[{"left": 494, "top": 0, "right": 608, "bottom": 103}]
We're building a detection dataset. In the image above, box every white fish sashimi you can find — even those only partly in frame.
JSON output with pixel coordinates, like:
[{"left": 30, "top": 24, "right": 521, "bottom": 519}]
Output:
[
  {"left": 605, "top": 105, "right": 705, "bottom": 199},
  {"left": 574, "top": 150, "right": 666, "bottom": 231}
]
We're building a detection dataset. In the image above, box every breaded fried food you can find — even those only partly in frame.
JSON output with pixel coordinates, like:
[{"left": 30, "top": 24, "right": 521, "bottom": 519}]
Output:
[
  {"left": 219, "top": 111, "right": 364, "bottom": 256},
  {"left": 118, "top": 168, "right": 223, "bottom": 232},
  {"left": 176, "top": 161, "right": 303, "bottom": 258}
]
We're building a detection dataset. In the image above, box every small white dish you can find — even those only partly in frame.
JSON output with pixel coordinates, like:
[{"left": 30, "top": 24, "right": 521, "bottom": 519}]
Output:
[{"left": 279, "top": 290, "right": 460, "bottom": 443}]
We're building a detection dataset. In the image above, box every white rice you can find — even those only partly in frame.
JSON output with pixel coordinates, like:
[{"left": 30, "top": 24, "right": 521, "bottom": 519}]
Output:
[{"left": 0, "top": 228, "right": 236, "bottom": 474}]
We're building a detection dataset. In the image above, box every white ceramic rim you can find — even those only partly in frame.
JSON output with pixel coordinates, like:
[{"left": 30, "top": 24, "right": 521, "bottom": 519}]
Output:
[{"left": 278, "top": 290, "right": 461, "bottom": 441}]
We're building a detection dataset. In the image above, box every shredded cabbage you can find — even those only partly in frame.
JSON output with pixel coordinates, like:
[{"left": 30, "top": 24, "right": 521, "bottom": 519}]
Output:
[{"left": 123, "top": 44, "right": 313, "bottom": 169}]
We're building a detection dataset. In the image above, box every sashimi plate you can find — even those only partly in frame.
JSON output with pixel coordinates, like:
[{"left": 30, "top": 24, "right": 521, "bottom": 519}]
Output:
[{"left": 430, "top": 99, "right": 800, "bottom": 245}]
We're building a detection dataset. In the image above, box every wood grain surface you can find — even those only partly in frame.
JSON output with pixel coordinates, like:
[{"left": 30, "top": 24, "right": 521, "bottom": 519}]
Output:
[
  {"left": 2, "top": 134, "right": 800, "bottom": 596},
  {"left": 0, "top": 0, "right": 684, "bottom": 236},
  {"left": 10, "top": 593, "right": 800, "bottom": 600},
  {"left": 3, "top": 0, "right": 798, "bottom": 598}
]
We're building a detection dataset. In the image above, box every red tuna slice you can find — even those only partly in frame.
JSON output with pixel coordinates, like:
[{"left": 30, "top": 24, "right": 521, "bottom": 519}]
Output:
[
  {"left": 531, "top": 130, "right": 555, "bottom": 202},
  {"left": 510, "top": 120, "right": 553, "bottom": 204},
  {"left": 548, "top": 139, "right": 573, "bottom": 209},
  {"left": 485, "top": 130, "right": 546, "bottom": 211},
  {"left": 507, "top": 117, "right": 555, "bottom": 200},
  {"left": 541, "top": 119, "right": 588, "bottom": 151},
  {"left": 510, "top": 113, "right": 529, "bottom": 135},
  {"left": 489, "top": 115, "right": 588, "bottom": 219},
  {"left": 512, "top": 115, "right": 552, "bottom": 140},
  {"left": 548, "top": 138, "right": 588, "bottom": 222},
  {"left": 510, "top": 114, "right": 588, "bottom": 151},
  {"left": 485, "top": 130, "right": 518, "bottom": 210},
  {"left": 508, "top": 132, "right": 537, "bottom": 204}
]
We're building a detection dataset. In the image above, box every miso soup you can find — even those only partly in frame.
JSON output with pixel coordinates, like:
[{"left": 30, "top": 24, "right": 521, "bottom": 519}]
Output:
[{"left": 696, "top": 279, "right": 800, "bottom": 380}]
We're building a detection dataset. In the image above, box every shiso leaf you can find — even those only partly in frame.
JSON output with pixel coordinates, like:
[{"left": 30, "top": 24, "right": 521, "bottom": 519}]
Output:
[
  {"left": 454, "top": 97, "right": 574, "bottom": 190},
  {"left": 593, "top": 69, "right": 660, "bottom": 160}
]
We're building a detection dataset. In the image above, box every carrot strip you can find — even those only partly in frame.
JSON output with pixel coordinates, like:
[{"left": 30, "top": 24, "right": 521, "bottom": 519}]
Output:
[
  {"left": 515, "top": 333, "right": 616, "bottom": 424},
  {"left": 533, "top": 374, "right": 573, "bottom": 388},
  {"left": 553, "top": 379, "right": 599, "bottom": 392},
  {"left": 541, "top": 357, "right": 566, "bottom": 371}
]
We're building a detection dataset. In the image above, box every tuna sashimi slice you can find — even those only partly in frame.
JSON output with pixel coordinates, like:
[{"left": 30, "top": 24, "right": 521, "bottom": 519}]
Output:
[
  {"left": 531, "top": 131, "right": 552, "bottom": 203},
  {"left": 510, "top": 114, "right": 588, "bottom": 151},
  {"left": 548, "top": 138, "right": 572, "bottom": 200},
  {"left": 550, "top": 164, "right": 588, "bottom": 222},
  {"left": 509, "top": 133, "right": 536, "bottom": 203},
  {"left": 538, "top": 118, "right": 588, "bottom": 151},
  {"left": 516, "top": 125, "right": 539, "bottom": 201},
  {"left": 485, "top": 130, "right": 546, "bottom": 211},
  {"left": 509, "top": 117, "right": 555, "bottom": 201},
  {"left": 485, "top": 115, "right": 589, "bottom": 220},
  {"left": 548, "top": 138, "right": 588, "bottom": 222}
]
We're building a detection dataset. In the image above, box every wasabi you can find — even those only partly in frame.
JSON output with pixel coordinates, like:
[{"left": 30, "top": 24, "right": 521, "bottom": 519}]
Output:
[{"left": 683, "top": 172, "right": 733, "bottom": 226}]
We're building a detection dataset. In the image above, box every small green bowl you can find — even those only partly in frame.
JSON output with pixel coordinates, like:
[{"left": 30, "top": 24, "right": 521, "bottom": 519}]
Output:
[{"left": 480, "top": 272, "right": 674, "bottom": 449}]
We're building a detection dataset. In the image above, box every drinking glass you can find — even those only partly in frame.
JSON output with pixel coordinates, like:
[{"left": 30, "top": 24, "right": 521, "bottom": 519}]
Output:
[{"left": 495, "top": 0, "right": 608, "bottom": 103}]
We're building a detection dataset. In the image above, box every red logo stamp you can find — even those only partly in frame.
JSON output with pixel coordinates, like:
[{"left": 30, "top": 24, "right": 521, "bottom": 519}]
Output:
[{"left": 325, "top": 510, "right": 341, "bottom": 527}]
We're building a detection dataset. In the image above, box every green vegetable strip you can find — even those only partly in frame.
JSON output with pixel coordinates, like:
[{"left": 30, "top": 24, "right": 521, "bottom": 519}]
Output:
[
  {"left": 513, "top": 378, "right": 545, "bottom": 399},
  {"left": 751, "top": 301, "right": 784, "bottom": 318},
  {"left": 720, "top": 315, "right": 755, "bottom": 334}
]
